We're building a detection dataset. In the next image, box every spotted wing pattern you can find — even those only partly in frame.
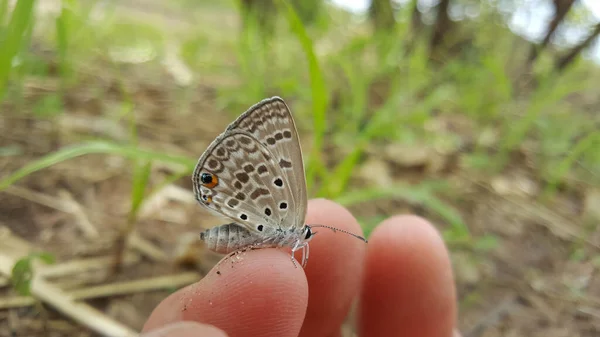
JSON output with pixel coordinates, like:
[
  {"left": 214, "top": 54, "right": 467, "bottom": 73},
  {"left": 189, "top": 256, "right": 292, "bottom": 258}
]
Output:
[
  {"left": 192, "top": 130, "right": 297, "bottom": 233},
  {"left": 224, "top": 97, "right": 307, "bottom": 229}
]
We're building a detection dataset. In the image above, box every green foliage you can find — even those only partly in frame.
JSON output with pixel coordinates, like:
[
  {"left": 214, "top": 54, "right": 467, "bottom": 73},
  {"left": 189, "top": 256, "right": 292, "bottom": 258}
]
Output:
[
  {"left": 128, "top": 160, "right": 152, "bottom": 223},
  {"left": 496, "top": 75, "right": 588, "bottom": 170},
  {"left": 0, "top": 0, "right": 36, "bottom": 98},
  {"left": 357, "top": 215, "right": 386, "bottom": 239},
  {"left": 278, "top": 0, "right": 328, "bottom": 190},
  {"left": 543, "top": 130, "right": 599, "bottom": 198},
  {"left": 336, "top": 180, "right": 469, "bottom": 239},
  {"left": 234, "top": 11, "right": 269, "bottom": 104},
  {"left": 32, "top": 94, "right": 64, "bottom": 117},
  {"left": 0, "top": 145, "right": 22, "bottom": 156},
  {"left": 125, "top": 83, "right": 151, "bottom": 226},
  {"left": 0, "top": 141, "right": 195, "bottom": 191},
  {"left": 179, "top": 35, "right": 210, "bottom": 72},
  {"left": 0, "top": 0, "right": 598, "bottom": 255},
  {"left": 11, "top": 252, "right": 55, "bottom": 296},
  {"left": 473, "top": 235, "right": 499, "bottom": 252},
  {"left": 0, "top": 0, "right": 9, "bottom": 27},
  {"left": 55, "top": 0, "right": 73, "bottom": 81}
]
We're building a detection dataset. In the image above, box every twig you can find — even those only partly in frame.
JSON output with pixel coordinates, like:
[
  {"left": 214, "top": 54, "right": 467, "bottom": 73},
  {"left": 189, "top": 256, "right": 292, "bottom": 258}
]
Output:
[
  {"left": 0, "top": 295, "right": 35, "bottom": 309},
  {"left": 37, "top": 253, "right": 140, "bottom": 278},
  {"left": 68, "top": 272, "right": 200, "bottom": 300},
  {"left": 0, "top": 272, "right": 201, "bottom": 309},
  {"left": 0, "top": 254, "right": 137, "bottom": 337},
  {"left": 577, "top": 306, "right": 600, "bottom": 320},
  {"left": 138, "top": 184, "right": 196, "bottom": 219},
  {"left": 128, "top": 232, "right": 167, "bottom": 262},
  {"left": 58, "top": 189, "right": 100, "bottom": 239},
  {"left": 5, "top": 186, "right": 99, "bottom": 239},
  {"left": 4, "top": 185, "right": 74, "bottom": 213},
  {"left": 31, "top": 273, "right": 138, "bottom": 337}
]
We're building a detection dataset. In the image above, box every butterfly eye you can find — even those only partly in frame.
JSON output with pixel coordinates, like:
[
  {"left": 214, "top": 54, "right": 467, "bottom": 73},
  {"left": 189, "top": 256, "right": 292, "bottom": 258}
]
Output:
[
  {"left": 200, "top": 172, "right": 218, "bottom": 188},
  {"left": 304, "top": 227, "right": 312, "bottom": 240}
]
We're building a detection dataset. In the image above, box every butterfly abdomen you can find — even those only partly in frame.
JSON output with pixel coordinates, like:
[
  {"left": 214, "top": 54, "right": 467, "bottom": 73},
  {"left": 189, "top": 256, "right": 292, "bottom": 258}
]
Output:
[{"left": 200, "top": 223, "right": 262, "bottom": 254}]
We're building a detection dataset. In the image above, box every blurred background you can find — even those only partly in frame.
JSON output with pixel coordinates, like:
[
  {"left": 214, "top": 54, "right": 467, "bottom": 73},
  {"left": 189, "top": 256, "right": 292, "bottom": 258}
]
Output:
[{"left": 0, "top": 0, "right": 599, "bottom": 336}]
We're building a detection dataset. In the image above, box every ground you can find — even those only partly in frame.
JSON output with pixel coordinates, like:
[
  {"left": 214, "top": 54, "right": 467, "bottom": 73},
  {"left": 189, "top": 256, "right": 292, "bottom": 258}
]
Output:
[{"left": 0, "top": 1, "right": 599, "bottom": 337}]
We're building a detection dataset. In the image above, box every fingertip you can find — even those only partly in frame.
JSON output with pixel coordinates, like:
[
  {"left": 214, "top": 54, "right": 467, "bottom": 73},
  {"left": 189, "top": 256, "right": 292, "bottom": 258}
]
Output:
[
  {"left": 299, "top": 199, "right": 366, "bottom": 337},
  {"left": 143, "top": 249, "right": 308, "bottom": 337},
  {"left": 372, "top": 214, "right": 449, "bottom": 257},
  {"left": 359, "top": 215, "right": 457, "bottom": 337}
]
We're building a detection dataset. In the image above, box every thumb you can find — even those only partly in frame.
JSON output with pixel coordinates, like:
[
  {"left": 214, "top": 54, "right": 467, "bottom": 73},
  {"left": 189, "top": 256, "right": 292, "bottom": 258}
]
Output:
[{"left": 140, "top": 322, "right": 228, "bottom": 337}]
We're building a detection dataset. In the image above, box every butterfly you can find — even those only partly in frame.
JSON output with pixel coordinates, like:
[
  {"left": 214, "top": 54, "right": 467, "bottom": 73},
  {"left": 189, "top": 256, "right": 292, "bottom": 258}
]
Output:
[{"left": 192, "top": 97, "right": 366, "bottom": 268}]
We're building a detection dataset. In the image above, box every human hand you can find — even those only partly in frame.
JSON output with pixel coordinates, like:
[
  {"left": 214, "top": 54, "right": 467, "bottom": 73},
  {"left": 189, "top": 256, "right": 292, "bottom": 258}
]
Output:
[{"left": 141, "top": 199, "right": 459, "bottom": 337}]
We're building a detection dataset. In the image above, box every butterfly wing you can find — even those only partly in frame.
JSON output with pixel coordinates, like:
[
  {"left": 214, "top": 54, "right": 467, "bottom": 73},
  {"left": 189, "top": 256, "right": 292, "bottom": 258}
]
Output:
[
  {"left": 224, "top": 97, "right": 307, "bottom": 228},
  {"left": 192, "top": 130, "right": 299, "bottom": 233}
]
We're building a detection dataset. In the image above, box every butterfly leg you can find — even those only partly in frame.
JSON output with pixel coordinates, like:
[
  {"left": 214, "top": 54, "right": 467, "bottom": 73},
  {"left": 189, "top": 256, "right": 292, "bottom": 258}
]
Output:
[
  {"left": 214, "top": 243, "right": 263, "bottom": 270},
  {"left": 290, "top": 240, "right": 302, "bottom": 269},
  {"left": 298, "top": 242, "right": 309, "bottom": 268},
  {"left": 302, "top": 242, "right": 310, "bottom": 268},
  {"left": 213, "top": 249, "right": 241, "bottom": 270}
]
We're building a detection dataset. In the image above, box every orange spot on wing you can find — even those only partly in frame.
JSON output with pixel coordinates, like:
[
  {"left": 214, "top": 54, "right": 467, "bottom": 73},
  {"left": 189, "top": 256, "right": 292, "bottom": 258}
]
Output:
[{"left": 203, "top": 174, "right": 219, "bottom": 188}]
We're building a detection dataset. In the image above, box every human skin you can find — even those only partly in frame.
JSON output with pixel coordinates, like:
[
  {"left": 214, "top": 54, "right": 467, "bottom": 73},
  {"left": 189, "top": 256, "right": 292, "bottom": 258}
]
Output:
[{"left": 141, "top": 199, "right": 459, "bottom": 337}]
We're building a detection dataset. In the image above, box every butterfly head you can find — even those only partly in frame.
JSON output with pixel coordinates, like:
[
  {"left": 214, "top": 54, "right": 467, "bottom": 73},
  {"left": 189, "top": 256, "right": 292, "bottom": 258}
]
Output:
[{"left": 301, "top": 225, "right": 314, "bottom": 242}]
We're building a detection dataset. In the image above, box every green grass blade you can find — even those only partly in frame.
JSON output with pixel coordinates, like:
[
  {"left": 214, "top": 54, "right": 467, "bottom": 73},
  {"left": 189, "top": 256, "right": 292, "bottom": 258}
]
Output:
[
  {"left": 0, "top": 0, "right": 9, "bottom": 26},
  {"left": 320, "top": 81, "right": 402, "bottom": 198},
  {"left": 496, "top": 78, "right": 587, "bottom": 169},
  {"left": 278, "top": 0, "right": 327, "bottom": 189},
  {"left": 335, "top": 181, "right": 468, "bottom": 236},
  {"left": 543, "top": 131, "right": 599, "bottom": 198},
  {"left": 147, "top": 169, "right": 190, "bottom": 200},
  {"left": 55, "top": 0, "right": 75, "bottom": 81},
  {"left": 129, "top": 160, "right": 152, "bottom": 221},
  {"left": 0, "top": 0, "right": 36, "bottom": 98},
  {"left": 0, "top": 142, "right": 196, "bottom": 190}
]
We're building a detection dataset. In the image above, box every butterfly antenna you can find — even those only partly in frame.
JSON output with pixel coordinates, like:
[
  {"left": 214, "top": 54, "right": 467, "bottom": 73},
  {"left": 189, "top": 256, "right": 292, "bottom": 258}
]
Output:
[{"left": 308, "top": 224, "right": 368, "bottom": 243}]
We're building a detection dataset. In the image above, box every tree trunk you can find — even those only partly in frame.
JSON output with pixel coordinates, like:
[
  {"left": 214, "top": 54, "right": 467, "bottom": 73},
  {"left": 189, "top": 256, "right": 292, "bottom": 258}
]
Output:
[
  {"left": 555, "top": 22, "right": 600, "bottom": 72},
  {"left": 369, "top": 0, "right": 395, "bottom": 32},
  {"left": 239, "top": 0, "right": 277, "bottom": 38},
  {"left": 429, "top": 0, "right": 452, "bottom": 59},
  {"left": 291, "top": 0, "right": 321, "bottom": 25},
  {"left": 404, "top": 0, "right": 423, "bottom": 56},
  {"left": 410, "top": 0, "right": 423, "bottom": 37},
  {"left": 527, "top": 0, "right": 576, "bottom": 64}
]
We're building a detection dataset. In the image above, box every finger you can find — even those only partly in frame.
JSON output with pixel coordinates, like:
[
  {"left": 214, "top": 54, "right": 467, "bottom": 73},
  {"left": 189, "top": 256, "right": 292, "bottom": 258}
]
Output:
[
  {"left": 359, "top": 215, "right": 456, "bottom": 337},
  {"left": 299, "top": 199, "right": 367, "bottom": 337},
  {"left": 142, "top": 249, "right": 308, "bottom": 337},
  {"left": 140, "top": 322, "right": 227, "bottom": 337}
]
